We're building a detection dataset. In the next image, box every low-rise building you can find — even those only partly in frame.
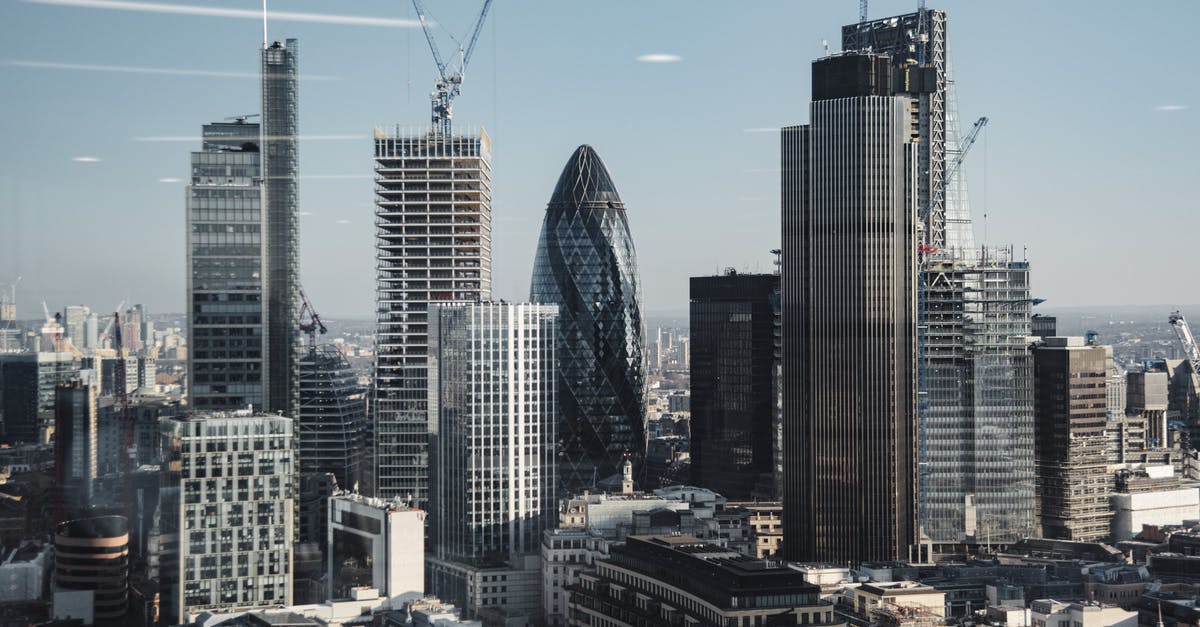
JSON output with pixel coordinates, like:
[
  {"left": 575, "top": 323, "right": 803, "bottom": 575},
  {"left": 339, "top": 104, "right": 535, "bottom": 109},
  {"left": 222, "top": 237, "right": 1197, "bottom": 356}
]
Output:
[
  {"left": 1030, "top": 599, "right": 1136, "bottom": 627},
  {"left": 328, "top": 492, "right": 425, "bottom": 609},
  {"left": 569, "top": 535, "right": 843, "bottom": 626}
]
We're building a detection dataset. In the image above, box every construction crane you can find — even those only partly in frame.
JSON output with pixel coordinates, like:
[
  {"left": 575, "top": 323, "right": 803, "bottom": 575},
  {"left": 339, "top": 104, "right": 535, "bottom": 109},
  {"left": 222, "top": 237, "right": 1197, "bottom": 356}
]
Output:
[
  {"left": 1169, "top": 311, "right": 1200, "bottom": 400},
  {"left": 945, "top": 116, "right": 989, "bottom": 184},
  {"left": 98, "top": 300, "right": 126, "bottom": 346},
  {"left": 411, "top": 0, "right": 493, "bottom": 136},
  {"left": 298, "top": 286, "right": 327, "bottom": 350}
]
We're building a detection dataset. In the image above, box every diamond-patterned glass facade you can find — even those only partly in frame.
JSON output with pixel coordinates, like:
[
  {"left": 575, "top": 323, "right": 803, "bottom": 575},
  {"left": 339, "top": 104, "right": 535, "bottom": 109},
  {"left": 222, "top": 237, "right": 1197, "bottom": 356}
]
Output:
[{"left": 530, "top": 145, "right": 646, "bottom": 495}]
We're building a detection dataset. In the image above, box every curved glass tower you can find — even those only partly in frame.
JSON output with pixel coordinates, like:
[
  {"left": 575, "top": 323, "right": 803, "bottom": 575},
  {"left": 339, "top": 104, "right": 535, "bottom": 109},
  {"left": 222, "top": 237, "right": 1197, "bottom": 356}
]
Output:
[{"left": 530, "top": 145, "right": 646, "bottom": 494}]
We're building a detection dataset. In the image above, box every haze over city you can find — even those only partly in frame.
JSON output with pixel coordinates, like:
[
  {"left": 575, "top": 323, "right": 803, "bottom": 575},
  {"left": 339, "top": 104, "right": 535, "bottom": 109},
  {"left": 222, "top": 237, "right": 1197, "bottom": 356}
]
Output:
[{"left": 2, "top": 0, "right": 1196, "bottom": 317}]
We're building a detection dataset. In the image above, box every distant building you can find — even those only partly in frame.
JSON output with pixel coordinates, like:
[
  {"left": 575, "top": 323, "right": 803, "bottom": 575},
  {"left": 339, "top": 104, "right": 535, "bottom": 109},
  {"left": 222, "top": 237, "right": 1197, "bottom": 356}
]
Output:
[
  {"left": 427, "top": 303, "right": 557, "bottom": 622},
  {"left": 299, "top": 346, "right": 369, "bottom": 492},
  {"left": 1033, "top": 337, "right": 1112, "bottom": 541},
  {"left": 1127, "top": 368, "right": 1170, "bottom": 447},
  {"left": 53, "top": 382, "right": 98, "bottom": 517},
  {"left": 159, "top": 412, "right": 295, "bottom": 623},
  {"left": 689, "top": 271, "right": 779, "bottom": 500},
  {"left": 1030, "top": 599, "right": 1136, "bottom": 627},
  {"left": 62, "top": 305, "right": 88, "bottom": 346},
  {"left": 0, "top": 351, "right": 78, "bottom": 443},
  {"left": 1111, "top": 467, "right": 1200, "bottom": 541},
  {"left": 328, "top": 492, "right": 425, "bottom": 608},
  {"left": 52, "top": 515, "right": 129, "bottom": 624},
  {"left": 569, "top": 535, "right": 843, "bottom": 626}
]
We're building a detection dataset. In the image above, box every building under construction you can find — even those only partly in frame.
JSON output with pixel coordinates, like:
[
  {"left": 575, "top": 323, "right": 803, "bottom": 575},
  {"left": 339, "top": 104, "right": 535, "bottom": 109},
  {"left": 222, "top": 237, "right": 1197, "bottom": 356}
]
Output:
[{"left": 921, "top": 247, "right": 1037, "bottom": 548}]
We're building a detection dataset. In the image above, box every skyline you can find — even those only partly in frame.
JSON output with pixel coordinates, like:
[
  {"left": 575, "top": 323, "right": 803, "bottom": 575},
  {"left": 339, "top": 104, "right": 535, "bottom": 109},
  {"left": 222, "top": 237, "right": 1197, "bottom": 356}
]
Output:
[{"left": 2, "top": 0, "right": 1198, "bottom": 318}]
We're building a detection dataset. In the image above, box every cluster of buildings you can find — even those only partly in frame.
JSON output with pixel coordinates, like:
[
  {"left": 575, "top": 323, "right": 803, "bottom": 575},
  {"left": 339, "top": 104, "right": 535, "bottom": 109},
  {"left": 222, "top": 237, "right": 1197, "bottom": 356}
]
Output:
[{"left": 5, "top": 4, "right": 1200, "bottom": 627}]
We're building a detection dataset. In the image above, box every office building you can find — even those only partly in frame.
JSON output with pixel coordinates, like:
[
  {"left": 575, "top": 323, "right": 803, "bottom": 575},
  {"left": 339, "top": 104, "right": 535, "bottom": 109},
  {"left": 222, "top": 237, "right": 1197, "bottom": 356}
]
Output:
[
  {"left": 186, "top": 119, "right": 266, "bottom": 411},
  {"left": 328, "top": 492, "right": 425, "bottom": 608},
  {"left": 52, "top": 515, "right": 129, "bottom": 625},
  {"left": 299, "top": 345, "right": 369, "bottom": 492},
  {"left": 781, "top": 52, "right": 919, "bottom": 564},
  {"left": 1033, "top": 337, "right": 1112, "bottom": 541},
  {"left": 1127, "top": 367, "right": 1170, "bottom": 447},
  {"left": 159, "top": 412, "right": 295, "bottom": 623},
  {"left": 373, "top": 127, "right": 492, "bottom": 503},
  {"left": 186, "top": 38, "right": 299, "bottom": 416},
  {"left": 54, "top": 382, "right": 98, "bottom": 517},
  {"left": 921, "top": 250, "right": 1037, "bottom": 547},
  {"left": 569, "top": 535, "right": 843, "bottom": 627},
  {"left": 0, "top": 351, "right": 78, "bottom": 444},
  {"left": 689, "top": 270, "right": 780, "bottom": 500},
  {"left": 62, "top": 305, "right": 88, "bottom": 346},
  {"left": 427, "top": 302, "right": 557, "bottom": 621},
  {"left": 262, "top": 39, "right": 301, "bottom": 420},
  {"left": 84, "top": 312, "right": 99, "bottom": 350},
  {"left": 529, "top": 144, "right": 646, "bottom": 494}
]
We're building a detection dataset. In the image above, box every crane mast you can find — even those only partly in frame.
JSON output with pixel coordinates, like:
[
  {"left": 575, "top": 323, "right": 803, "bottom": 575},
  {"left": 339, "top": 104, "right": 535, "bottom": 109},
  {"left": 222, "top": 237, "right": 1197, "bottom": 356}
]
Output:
[{"left": 411, "top": 0, "right": 494, "bottom": 136}]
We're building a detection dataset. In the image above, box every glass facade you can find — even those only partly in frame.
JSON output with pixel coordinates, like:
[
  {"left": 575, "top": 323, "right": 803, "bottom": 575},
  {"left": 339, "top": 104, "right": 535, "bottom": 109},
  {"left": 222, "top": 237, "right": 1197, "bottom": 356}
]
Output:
[
  {"left": 428, "top": 303, "right": 558, "bottom": 565},
  {"left": 262, "top": 39, "right": 301, "bottom": 419},
  {"left": 299, "top": 345, "right": 369, "bottom": 493},
  {"left": 689, "top": 272, "right": 780, "bottom": 500},
  {"left": 921, "top": 251, "right": 1036, "bottom": 545},
  {"left": 187, "top": 122, "right": 265, "bottom": 410},
  {"left": 529, "top": 145, "right": 646, "bottom": 495}
]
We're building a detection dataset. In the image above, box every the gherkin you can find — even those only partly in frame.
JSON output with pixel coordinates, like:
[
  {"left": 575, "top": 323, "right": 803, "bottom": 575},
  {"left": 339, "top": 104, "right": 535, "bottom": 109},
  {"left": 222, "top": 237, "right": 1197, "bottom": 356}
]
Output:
[{"left": 530, "top": 145, "right": 646, "bottom": 495}]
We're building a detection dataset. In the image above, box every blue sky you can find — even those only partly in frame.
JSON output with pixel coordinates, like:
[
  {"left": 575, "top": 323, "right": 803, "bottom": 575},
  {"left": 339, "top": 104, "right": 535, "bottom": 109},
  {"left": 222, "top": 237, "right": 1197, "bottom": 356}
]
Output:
[{"left": 1, "top": 0, "right": 1197, "bottom": 318}]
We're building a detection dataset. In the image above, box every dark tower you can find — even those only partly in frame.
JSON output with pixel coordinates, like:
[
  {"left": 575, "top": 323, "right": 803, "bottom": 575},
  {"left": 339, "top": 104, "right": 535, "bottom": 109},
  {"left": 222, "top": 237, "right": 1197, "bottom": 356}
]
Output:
[
  {"left": 530, "top": 145, "right": 646, "bottom": 495},
  {"left": 782, "top": 52, "right": 919, "bottom": 564}
]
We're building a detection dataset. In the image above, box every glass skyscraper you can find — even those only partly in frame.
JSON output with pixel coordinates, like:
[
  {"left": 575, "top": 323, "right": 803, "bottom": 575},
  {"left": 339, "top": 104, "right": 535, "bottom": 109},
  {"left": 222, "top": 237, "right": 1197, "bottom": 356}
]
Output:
[
  {"left": 529, "top": 145, "right": 646, "bottom": 495},
  {"left": 689, "top": 271, "right": 780, "bottom": 500},
  {"left": 299, "top": 345, "right": 369, "bottom": 493},
  {"left": 186, "top": 120, "right": 266, "bottom": 410},
  {"left": 262, "top": 39, "right": 301, "bottom": 420}
]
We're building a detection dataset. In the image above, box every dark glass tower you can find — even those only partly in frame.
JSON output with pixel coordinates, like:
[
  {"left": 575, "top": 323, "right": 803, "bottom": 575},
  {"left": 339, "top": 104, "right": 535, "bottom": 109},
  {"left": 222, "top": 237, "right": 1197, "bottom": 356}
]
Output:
[
  {"left": 262, "top": 39, "right": 300, "bottom": 419},
  {"left": 689, "top": 271, "right": 780, "bottom": 500},
  {"left": 530, "top": 145, "right": 646, "bottom": 494},
  {"left": 781, "top": 53, "right": 918, "bottom": 565}
]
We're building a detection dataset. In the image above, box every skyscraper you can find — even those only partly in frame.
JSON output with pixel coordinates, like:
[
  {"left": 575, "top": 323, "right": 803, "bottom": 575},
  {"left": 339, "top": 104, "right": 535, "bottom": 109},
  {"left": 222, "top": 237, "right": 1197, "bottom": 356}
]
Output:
[
  {"left": 62, "top": 305, "right": 88, "bottom": 347},
  {"left": 689, "top": 271, "right": 780, "bottom": 500},
  {"left": 186, "top": 120, "right": 266, "bottom": 410},
  {"left": 299, "top": 345, "right": 369, "bottom": 492},
  {"left": 781, "top": 52, "right": 918, "bottom": 564},
  {"left": 54, "top": 382, "right": 98, "bottom": 517},
  {"left": 530, "top": 145, "right": 646, "bottom": 495},
  {"left": 1032, "top": 337, "right": 1112, "bottom": 541},
  {"left": 0, "top": 350, "right": 78, "bottom": 443},
  {"left": 262, "top": 39, "right": 301, "bottom": 420},
  {"left": 921, "top": 251, "right": 1037, "bottom": 546},
  {"left": 427, "top": 302, "right": 557, "bottom": 619},
  {"left": 373, "top": 128, "right": 492, "bottom": 503}
]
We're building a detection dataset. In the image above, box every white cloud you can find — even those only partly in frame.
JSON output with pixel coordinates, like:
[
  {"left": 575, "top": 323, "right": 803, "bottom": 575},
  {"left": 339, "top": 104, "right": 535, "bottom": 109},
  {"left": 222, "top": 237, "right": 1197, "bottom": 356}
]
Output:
[
  {"left": 72, "top": 156, "right": 101, "bottom": 162},
  {"left": 743, "top": 128, "right": 779, "bottom": 133},
  {"left": 1154, "top": 104, "right": 1188, "bottom": 112},
  {"left": 637, "top": 53, "right": 682, "bottom": 63},
  {"left": 23, "top": 0, "right": 420, "bottom": 28},
  {"left": 335, "top": 219, "right": 351, "bottom": 224},
  {"left": 7, "top": 60, "right": 337, "bottom": 81},
  {"left": 134, "top": 134, "right": 366, "bottom": 142},
  {"left": 157, "top": 177, "right": 180, "bottom": 183}
]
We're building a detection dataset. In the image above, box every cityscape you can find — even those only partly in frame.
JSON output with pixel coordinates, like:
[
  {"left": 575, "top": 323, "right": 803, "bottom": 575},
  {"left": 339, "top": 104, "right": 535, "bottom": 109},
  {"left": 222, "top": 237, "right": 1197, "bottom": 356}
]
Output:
[{"left": 1, "top": 2, "right": 1199, "bottom": 627}]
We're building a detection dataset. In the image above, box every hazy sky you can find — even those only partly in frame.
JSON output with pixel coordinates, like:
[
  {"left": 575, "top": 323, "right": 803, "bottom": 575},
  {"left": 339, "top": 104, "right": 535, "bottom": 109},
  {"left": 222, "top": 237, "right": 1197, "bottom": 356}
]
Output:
[{"left": 1, "top": 0, "right": 1197, "bottom": 318}]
